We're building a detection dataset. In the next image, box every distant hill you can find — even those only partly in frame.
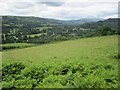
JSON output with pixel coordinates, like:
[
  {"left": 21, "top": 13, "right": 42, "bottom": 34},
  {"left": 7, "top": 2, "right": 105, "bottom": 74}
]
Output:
[
  {"left": 79, "top": 18, "right": 119, "bottom": 30},
  {"left": 2, "top": 16, "right": 103, "bottom": 25},
  {"left": 62, "top": 18, "right": 103, "bottom": 25},
  {"left": 2, "top": 16, "right": 119, "bottom": 44}
]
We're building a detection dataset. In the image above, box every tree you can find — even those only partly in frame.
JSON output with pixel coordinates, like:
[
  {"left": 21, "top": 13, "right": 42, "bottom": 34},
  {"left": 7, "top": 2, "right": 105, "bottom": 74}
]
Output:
[{"left": 96, "top": 25, "right": 113, "bottom": 36}]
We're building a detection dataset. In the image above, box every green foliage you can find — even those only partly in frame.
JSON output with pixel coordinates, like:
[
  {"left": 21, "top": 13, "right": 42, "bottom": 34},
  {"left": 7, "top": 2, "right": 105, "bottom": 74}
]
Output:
[
  {"left": 1, "top": 43, "right": 34, "bottom": 50},
  {"left": 95, "top": 25, "right": 115, "bottom": 36},
  {"left": 2, "top": 62, "right": 118, "bottom": 88},
  {"left": 2, "top": 63, "right": 25, "bottom": 75}
]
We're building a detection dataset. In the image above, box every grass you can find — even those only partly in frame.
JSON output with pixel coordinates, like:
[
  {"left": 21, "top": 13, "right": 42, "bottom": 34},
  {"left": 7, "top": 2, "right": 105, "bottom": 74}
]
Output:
[
  {"left": 2, "top": 35, "right": 119, "bottom": 88},
  {"left": 2, "top": 35, "right": 118, "bottom": 65}
]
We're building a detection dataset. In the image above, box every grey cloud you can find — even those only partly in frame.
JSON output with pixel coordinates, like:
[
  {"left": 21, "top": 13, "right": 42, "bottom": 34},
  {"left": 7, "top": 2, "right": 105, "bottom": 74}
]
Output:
[
  {"left": 41, "top": 2, "right": 64, "bottom": 6},
  {"left": 13, "top": 2, "right": 34, "bottom": 9},
  {"left": 8, "top": 6, "right": 32, "bottom": 15}
]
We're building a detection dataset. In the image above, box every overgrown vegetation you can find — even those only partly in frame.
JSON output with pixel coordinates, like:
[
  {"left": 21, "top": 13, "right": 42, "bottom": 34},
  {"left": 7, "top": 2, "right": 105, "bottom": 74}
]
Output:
[
  {"left": 2, "top": 62, "right": 118, "bottom": 89},
  {"left": 2, "top": 35, "right": 118, "bottom": 88}
]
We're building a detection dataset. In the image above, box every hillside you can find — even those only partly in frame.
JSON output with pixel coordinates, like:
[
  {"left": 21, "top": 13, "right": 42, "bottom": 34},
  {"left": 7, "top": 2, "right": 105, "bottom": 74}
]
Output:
[
  {"left": 2, "top": 35, "right": 118, "bottom": 88},
  {"left": 2, "top": 35, "right": 118, "bottom": 64},
  {"left": 2, "top": 16, "right": 118, "bottom": 45},
  {"left": 62, "top": 18, "right": 103, "bottom": 25},
  {"left": 80, "top": 18, "right": 119, "bottom": 30}
]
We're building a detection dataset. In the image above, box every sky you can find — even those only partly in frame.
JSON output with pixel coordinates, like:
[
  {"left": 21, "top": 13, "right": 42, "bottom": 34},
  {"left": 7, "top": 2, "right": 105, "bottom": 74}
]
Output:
[{"left": 0, "top": 0, "right": 119, "bottom": 20}]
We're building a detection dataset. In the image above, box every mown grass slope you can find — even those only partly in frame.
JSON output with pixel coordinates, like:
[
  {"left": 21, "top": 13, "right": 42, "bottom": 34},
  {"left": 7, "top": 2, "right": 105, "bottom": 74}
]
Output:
[{"left": 2, "top": 35, "right": 118, "bottom": 66}]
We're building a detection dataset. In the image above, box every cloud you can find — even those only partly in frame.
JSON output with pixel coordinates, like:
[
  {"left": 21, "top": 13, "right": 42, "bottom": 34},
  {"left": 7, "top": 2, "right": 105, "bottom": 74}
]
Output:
[
  {"left": 13, "top": 2, "right": 34, "bottom": 9},
  {"left": 0, "top": 0, "right": 119, "bottom": 20},
  {"left": 41, "top": 2, "right": 64, "bottom": 6}
]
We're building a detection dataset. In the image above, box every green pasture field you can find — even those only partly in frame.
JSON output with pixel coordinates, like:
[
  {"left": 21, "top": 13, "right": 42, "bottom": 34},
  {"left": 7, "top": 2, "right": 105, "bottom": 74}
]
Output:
[
  {"left": 2, "top": 35, "right": 118, "bottom": 65},
  {"left": 2, "top": 35, "right": 119, "bottom": 88},
  {"left": 28, "top": 33, "right": 47, "bottom": 38}
]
